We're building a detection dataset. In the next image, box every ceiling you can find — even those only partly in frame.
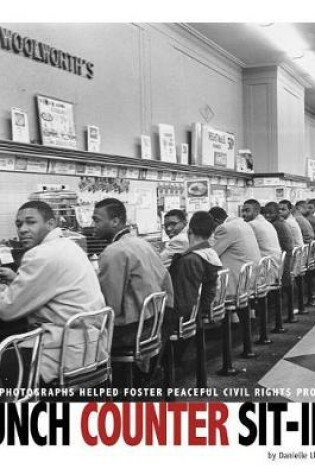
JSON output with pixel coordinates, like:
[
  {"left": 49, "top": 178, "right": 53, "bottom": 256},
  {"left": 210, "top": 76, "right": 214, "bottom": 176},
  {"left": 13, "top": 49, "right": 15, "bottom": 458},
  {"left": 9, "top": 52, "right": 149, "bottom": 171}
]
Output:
[{"left": 188, "top": 23, "right": 315, "bottom": 110}]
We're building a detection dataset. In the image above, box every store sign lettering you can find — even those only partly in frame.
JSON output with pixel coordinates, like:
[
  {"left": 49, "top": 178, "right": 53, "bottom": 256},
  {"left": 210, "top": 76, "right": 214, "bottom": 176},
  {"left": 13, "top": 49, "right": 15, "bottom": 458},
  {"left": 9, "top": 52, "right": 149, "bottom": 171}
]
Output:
[{"left": 0, "top": 27, "right": 94, "bottom": 79}]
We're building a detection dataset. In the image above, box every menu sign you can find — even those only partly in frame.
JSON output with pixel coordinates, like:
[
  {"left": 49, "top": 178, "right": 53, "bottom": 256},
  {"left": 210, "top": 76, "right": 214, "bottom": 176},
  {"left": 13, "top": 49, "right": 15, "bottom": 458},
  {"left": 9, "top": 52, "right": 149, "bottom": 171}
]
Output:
[
  {"left": 185, "top": 178, "right": 211, "bottom": 217},
  {"left": 37, "top": 95, "right": 77, "bottom": 149},
  {"left": 201, "top": 126, "right": 235, "bottom": 169}
]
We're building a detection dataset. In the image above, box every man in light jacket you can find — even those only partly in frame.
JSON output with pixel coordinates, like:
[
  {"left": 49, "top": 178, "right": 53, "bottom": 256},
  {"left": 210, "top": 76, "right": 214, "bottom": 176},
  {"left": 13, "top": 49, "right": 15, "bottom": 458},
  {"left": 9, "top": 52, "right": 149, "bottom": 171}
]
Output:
[
  {"left": 278, "top": 199, "right": 303, "bottom": 247},
  {"left": 242, "top": 199, "right": 282, "bottom": 284},
  {"left": 0, "top": 200, "right": 105, "bottom": 385},
  {"left": 209, "top": 207, "right": 261, "bottom": 297}
]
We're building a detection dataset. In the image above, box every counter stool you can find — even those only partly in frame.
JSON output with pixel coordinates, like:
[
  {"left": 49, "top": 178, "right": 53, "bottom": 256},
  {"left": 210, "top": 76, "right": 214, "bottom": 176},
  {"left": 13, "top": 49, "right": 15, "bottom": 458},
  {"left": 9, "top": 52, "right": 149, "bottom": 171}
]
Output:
[
  {"left": 53, "top": 307, "right": 115, "bottom": 393},
  {"left": 287, "top": 246, "right": 302, "bottom": 323},
  {"left": 297, "top": 244, "right": 310, "bottom": 315},
  {"left": 269, "top": 251, "right": 287, "bottom": 333},
  {"left": 225, "top": 262, "right": 254, "bottom": 359},
  {"left": 251, "top": 256, "right": 272, "bottom": 345},
  {"left": 307, "top": 240, "right": 315, "bottom": 306},
  {"left": 112, "top": 292, "right": 167, "bottom": 388},
  {"left": 165, "top": 285, "right": 202, "bottom": 388},
  {"left": 0, "top": 327, "right": 44, "bottom": 402},
  {"left": 202, "top": 269, "right": 236, "bottom": 376}
]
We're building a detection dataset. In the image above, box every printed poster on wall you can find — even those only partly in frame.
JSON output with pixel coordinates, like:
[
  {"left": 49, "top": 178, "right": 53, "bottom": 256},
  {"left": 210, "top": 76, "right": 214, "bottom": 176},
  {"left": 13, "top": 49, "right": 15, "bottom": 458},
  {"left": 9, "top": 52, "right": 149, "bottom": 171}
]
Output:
[
  {"left": 87, "top": 125, "right": 101, "bottom": 152},
  {"left": 36, "top": 95, "right": 77, "bottom": 149},
  {"left": 158, "top": 123, "right": 177, "bottom": 163},
  {"left": 11, "top": 108, "right": 30, "bottom": 143},
  {"left": 127, "top": 180, "right": 158, "bottom": 234},
  {"left": 201, "top": 125, "right": 235, "bottom": 169},
  {"left": 185, "top": 177, "right": 211, "bottom": 217}
]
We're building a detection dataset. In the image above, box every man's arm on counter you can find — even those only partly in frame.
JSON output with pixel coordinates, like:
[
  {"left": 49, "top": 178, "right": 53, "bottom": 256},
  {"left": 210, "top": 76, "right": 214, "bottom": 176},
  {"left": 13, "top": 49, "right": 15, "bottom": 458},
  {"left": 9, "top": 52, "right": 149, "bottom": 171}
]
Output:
[{"left": 0, "top": 251, "right": 58, "bottom": 321}]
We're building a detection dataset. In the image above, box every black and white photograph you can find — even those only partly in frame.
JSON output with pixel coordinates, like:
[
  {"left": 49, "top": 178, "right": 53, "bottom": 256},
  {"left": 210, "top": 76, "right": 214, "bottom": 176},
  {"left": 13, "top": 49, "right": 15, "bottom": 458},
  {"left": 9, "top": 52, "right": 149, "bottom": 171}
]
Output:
[{"left": 2, "top": 0, "right": 315, "bottom": 470}]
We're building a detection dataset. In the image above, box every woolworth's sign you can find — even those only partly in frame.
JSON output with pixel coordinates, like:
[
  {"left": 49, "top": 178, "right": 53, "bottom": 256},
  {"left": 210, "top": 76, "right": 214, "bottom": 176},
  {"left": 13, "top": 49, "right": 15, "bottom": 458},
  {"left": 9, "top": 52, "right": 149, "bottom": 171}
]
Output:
[{"left": 0, "top": 26, "right": 94, "bottom": 79}]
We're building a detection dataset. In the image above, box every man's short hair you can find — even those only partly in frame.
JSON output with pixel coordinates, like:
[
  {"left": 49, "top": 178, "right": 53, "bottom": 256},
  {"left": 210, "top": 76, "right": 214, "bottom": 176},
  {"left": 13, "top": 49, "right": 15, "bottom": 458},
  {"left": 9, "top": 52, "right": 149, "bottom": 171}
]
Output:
[
  {"left": 265, "top": 201, "right": 279, "bottom": 212},
  {"left": 295, "top": 200, "right": 306, "bottom": 209},
  {"left": 95, "top": 198, "right": 127, "bottom": 223},
  {"left": 18, "top": 201, "right": 55, "bottom": 221},
  {"left": 279, "top": 199, "right": 293, "bottom": 210},
  {"left": 308, "top": 199, "right": 315, "bottom": 207},
  {"left": 209, "top": 206, "right": 227, "bottom": 222},
  {"left": 164, "top": 209, "right": 187, "bottom": 223},
  {"left": 244, "top": 199, "right": 261, "bottom": 213},
  {"left": 189, "top": 211, "right": 214, "bottom": 239}
]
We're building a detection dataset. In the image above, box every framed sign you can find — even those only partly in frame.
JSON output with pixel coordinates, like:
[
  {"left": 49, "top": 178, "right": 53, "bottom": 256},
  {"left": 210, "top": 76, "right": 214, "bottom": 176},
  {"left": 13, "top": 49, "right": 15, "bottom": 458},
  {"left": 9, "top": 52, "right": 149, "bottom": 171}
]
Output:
[
  {"left": 185, "top": 178, "right": 211, "bottom": 217},
  {"left": 87, "top": 125, "right": 101, "bottom": 152},
  {"left": 11, "top": 108, "right": 30, "bottom": 143},
  {"left": 36, "top": 95, "right": 77, "bottom": 149},
  {"left": 159, "top": 124, "right": 177, "bottom": 163},
  {"left": 201, "top": 126, "right": 235, "bottom": 169}
]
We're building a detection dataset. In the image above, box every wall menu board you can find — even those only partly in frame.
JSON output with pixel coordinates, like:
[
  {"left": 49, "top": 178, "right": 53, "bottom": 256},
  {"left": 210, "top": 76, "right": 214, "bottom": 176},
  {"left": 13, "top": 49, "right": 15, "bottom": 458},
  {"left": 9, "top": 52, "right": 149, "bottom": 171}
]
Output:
[
  {"left": 36, "top": 95, "right": 77, "bottom": 149},
  {"left": 185, "top": 178, "right": 211, "bottom": 217},
  {"left": 127, "top": 181, "right": 158, "bottom": 234},
  {"left": 201, "top": 126, "right": 235, "bottom": 169}
]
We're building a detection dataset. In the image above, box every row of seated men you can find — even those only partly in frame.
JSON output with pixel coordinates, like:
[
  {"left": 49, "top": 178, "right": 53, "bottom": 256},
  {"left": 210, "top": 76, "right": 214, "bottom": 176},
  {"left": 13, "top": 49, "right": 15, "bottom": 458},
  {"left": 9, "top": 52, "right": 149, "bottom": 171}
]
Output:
[
  {"left": 162, "top": 199, "right": 315, "bottom": 294},
  {"left": 0, "top": 199, "right": 220, "bottom": 389},
  {"left": 0, "top": 196, "right": 314, "bottom": 389}
]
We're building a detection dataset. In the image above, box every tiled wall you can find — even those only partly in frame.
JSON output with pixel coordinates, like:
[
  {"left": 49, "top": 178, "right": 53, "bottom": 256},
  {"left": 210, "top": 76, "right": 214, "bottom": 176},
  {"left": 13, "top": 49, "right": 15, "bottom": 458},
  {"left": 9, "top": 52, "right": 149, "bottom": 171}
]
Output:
[{"left": 0, "top": 172, "right": 80, "bottom": 239}]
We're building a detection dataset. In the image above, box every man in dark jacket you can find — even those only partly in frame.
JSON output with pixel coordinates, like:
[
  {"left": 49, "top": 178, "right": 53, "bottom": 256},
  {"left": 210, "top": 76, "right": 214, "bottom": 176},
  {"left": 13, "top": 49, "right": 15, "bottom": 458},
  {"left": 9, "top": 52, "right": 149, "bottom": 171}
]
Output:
[
  {"left": 265, "top": 201, "right": 293, "bottom": 287},
  {"left": 265, "top": 202, "right": 294, "bottom": 253},
  {"left": 169, "top": 211, "right": 221, "bottom": 319}
]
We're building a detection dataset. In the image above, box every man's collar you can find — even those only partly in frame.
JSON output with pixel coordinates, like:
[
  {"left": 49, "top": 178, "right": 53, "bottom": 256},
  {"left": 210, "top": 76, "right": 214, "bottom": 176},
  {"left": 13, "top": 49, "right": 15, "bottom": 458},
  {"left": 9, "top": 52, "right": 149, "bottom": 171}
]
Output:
[
  {"left": 183, "top": 240, "right": 210, "bottom": 255},
  {"left": 42, "top": 227, "right": 63, "bottom": 244},
  {"left": 112, "top": 227, "right": 130, "bottom": 243}
]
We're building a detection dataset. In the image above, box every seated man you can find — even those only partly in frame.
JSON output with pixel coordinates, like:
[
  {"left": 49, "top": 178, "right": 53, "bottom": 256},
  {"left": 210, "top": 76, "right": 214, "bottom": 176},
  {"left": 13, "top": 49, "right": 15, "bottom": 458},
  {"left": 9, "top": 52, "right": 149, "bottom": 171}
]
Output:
[
  {"left": 306, "top": 199, "right": 315, "bottom": 233},
  {"left": 242, "top": 199, "right": 282, "bottom": 283},
  {"left": 278, "top": 199, "right": 303, "bottom": 247},
  {"left": 169, "top": 211, "right": 221, "bottom": 320},
  {"left": 294, "top": 200, "right": 315, "bottom": 244},
  {"left": 209, "top": 207, "right": 261, "bottom": 297},
  {"left": 160, "top": 209, "right": 189, "bottom": 266},
  {"left": 0, "top": 201, "right": 105, "bottom": 385},
  {"left": 264, "top": 201, "right": 294, "bottom": 286},
  {"left": 93, "top": 198, "right": 174, "bottom": 351}
]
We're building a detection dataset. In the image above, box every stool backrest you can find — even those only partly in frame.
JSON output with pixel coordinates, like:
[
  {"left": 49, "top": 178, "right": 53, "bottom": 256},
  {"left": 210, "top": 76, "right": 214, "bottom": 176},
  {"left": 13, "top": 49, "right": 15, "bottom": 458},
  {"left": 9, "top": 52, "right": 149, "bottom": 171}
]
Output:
[
  {"left": 0, "top": 328, "right": 44, "bottom": 402},
  {"left": 300, "top": 244, "right": 310, "bottom": 274},
  {"left": 59, "top": 306, "right": 114, "bottom": 385},
  {"left": 236, "top": 262, "right": 253, "bottom": 308},
  {"left": 178, "top": 284, "right": 202, "bottom": 339},
  {"left": 209, "top": 269, "right": 229, "bottom": 323},
  {"left": 136, "top": 291, "right": 167, "bottom": 359},
  {"left": 308, "top": 240, "right": 315, "bottom": 270},
  {"left": 254, "top": 256, "right": 272, "bottom": 297},
  {"left": 291, "top": 246, "right": 303, "bottom": 277},
  {"left": 277, "top": 251, "right": 287, "bottom": 285}
]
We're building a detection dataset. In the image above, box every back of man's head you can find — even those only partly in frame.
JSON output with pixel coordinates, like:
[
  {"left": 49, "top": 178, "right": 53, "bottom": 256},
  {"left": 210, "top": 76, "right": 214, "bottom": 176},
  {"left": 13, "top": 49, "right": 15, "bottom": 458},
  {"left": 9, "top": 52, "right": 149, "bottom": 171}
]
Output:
[
  {"left": 189, "top": 211, "right": 214, "bottom": 240},
  {"left": 209, "top": 206, "right": 228, "bottom": 225},
  {"left": 265, "top": 201, "right": 279, "bottom": 213},
  {"left": 95, "top": 198, "right": 127, "bottom": 224},
  {"left": 18, "top": 200, "right": 55, "bottom": 221}
]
